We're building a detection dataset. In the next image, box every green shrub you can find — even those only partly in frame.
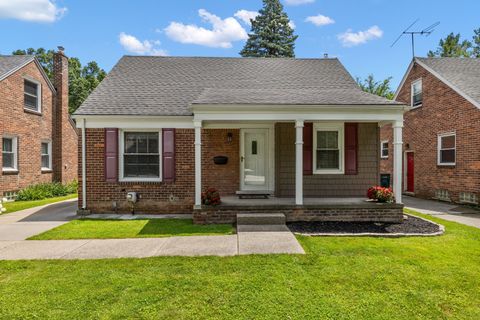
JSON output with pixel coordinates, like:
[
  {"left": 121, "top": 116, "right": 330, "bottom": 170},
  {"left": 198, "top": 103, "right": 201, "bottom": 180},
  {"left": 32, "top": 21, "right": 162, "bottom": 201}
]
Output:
[{"left": 16, "top": 181, "right": 78, "bottom": 201}]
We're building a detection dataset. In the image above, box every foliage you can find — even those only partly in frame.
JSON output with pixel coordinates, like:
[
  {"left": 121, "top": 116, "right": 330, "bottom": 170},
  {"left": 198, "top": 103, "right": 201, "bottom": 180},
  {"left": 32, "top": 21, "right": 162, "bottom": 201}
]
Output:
[
  {"left": 0, "top": 197, "right": 7, "bottom": 214},
  {"left": 1, "top": 211, "right": 480, "bottom": 319},
  {"left": 16, "top": 181, "right": 78, "bottom": 201},
  {"left": 367, "top": 186, "right": 394, "bottom": 203},
  {"left": 30, "top": 219, "right": 234, "bottom": 240},
  {"left": 473, "top": 28, "right": 480, "bottom": 58},
  {"left": 428, "top": 33, "right": 472, "bottom": 57},
  {"left": 3, "top": 194, "right": 77, "bottom": 214},
  {"left": 356, "top": 74, "right": 395, "bottom": 100},
  {"left": 240, "top": 0, "right": 298, "bottom": 57},
  {"left": 12, "top": 48, "right": 106, "bottom": 113},
  {"left": 201, "top": 187, "right": 221, "bottom": 206}
]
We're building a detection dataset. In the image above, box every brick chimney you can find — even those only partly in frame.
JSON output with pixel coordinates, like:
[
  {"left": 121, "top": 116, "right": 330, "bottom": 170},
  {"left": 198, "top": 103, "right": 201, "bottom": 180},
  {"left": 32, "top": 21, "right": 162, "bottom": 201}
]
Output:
[{"left": 52, "top": 46, "right": 69, "bottom": 183}]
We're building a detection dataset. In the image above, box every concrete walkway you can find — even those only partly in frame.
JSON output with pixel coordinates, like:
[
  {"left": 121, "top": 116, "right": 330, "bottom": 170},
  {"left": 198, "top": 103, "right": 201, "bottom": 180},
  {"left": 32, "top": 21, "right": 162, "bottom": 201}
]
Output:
[
  {"left": 404, "top": 196, "right": 480, "bottom": 229},
  {"left": 0, "top": 199, "right": 77, "bottom": 240},
  {"left": 0, "top": 200, "right": 304, "bottom": 260}
]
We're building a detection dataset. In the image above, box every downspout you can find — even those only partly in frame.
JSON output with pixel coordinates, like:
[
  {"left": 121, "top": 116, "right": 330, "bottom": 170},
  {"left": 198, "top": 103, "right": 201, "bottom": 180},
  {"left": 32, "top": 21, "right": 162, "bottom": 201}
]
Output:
[{"left": 81, "top": 118, "right": 87, "bottom": 209}]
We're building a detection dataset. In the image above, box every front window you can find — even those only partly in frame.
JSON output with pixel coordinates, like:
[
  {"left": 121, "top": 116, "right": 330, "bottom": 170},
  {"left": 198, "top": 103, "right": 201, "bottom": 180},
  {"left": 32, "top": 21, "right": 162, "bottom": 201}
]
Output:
[
  {"left": 411, "top": 79, "right": 422, "bottom": 107},
  {"left": 380, "top": 141, "right": 389, "bottom": 159},
  {"left": 24, "top": 79, "right": 41, "bottom": 112},
  {"left": 122, "top": 132, "right": 161, "bottom": 180},
  {"left": 313, "top": 123, "right": 344, "bottom": 174},
  {"left": 2, "top": 136, "right": 18, "bottom": 171},
  {"left": 41, "top": 142, "right": 52, "bottom": 170},
  {"left": 438, "top": 133, "right": 456, "bottom": 165}
]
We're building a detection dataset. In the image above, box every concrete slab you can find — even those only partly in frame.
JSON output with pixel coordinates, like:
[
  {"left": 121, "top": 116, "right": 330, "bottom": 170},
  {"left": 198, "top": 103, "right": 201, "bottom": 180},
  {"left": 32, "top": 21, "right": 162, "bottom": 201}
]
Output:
[
  {"left": 0, "top": 241, "right": 16, "bottom": 251},
  {"left": 0, "top": 222, "right": 67, "bottom": 240},
  {"left": 158, "top": 235, "right": 238, "bottom": 256},
  {"left": 404, "top": 196, "right": 480, "bottom": 229},
  {"left": 0, "top": 240, "right": 89, "bottom": 260},
  {"left": 63, "top": 238, "right": 170, "bottom": 259},
  {"left": 238, "top": 231, "right": 305, "bottom": 255}
]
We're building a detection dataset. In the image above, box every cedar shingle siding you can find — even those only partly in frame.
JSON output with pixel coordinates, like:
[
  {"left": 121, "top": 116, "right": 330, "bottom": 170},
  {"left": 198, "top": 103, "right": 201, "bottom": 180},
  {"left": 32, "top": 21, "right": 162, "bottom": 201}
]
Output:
[{"left": 275, "top": 123, "right": 378, "bottom": 197}]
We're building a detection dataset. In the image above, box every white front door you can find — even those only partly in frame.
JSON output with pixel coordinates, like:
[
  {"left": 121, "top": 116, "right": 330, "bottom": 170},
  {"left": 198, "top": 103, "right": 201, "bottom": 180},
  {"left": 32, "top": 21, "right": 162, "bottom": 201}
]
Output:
[{"left": 241, "top": 129, "right": 269, "bottom": 190}]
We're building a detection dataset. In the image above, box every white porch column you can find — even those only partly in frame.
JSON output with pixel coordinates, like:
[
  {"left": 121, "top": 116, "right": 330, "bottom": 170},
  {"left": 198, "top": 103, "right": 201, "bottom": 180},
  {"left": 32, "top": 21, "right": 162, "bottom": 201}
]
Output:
[
  {"left": 295, "top": 120, "right": 304, "bottom": 205},
  {"left": 194, "top": 120, "right": 202, "bottom": 209},
  {"left": 393, "top": 120, "right": 403, "bottom": 204}
]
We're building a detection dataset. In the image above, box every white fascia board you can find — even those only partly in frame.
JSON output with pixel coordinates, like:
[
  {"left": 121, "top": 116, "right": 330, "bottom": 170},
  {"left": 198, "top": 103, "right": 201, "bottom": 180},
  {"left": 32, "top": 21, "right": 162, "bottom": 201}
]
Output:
[
  {"left": 72, "top": 115, "right": 194, "bottom": 129},
  {"left": 393, "top": 59, "right": 415, "bottom": 101},
  {"left": 193, "top": 104, "right": 407, "bottom": 122}
]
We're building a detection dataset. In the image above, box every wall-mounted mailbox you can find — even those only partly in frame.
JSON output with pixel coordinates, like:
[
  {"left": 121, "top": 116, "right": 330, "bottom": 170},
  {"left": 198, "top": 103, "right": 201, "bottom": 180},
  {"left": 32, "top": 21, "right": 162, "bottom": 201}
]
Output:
[{"left": 213, "top": 156, "right": 228, "bottom": 165}]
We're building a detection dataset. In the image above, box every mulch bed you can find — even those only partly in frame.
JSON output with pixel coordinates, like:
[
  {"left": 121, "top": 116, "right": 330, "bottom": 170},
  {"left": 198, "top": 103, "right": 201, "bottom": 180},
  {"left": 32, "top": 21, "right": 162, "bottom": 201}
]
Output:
[{"left": 288, "top": 215, "right": 442, "bottom": 236}]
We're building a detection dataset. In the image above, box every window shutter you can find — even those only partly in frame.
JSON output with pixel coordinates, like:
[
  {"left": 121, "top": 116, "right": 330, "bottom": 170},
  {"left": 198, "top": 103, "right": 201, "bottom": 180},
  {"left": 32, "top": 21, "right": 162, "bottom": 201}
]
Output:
[
  {"left": 303, "top": 123, "right": 313, "bottom": 175},
  {"left": 344, "top": 123, "right": 358, "bottom": 175},
  {"left": 162, "top": 128, "right": 175, "bottom": 183},
  {"left": 104, "top": 128, "right": 118, "bottom": 183}
]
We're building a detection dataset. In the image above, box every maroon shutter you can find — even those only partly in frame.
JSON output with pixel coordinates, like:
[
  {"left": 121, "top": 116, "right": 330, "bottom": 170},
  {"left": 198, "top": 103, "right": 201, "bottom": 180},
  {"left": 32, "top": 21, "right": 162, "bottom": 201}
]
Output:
[
  {"left": 303, "top": 123, "right": 313, "bottom": 175},
  {"left": 344, "top": 123, "right": 358, "bottom": 175},
  {"left": 104, "top": 128, "right": 118, "bottom": 182},
  {"left": 162, "top": 128, "right": 175, "bottom": 183}
]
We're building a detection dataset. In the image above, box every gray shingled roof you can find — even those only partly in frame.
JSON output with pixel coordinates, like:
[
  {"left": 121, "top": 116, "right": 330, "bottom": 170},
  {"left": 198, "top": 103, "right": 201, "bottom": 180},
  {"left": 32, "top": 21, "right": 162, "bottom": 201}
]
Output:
[
  {"left": 0, "top": 55, "right": 35, "bottom": 80},
  {"left": 417, "top": 57, "right": 480, "bottom": 106},
  {"left": 75, "top": 56, "right": 399, "bottom": 116}
]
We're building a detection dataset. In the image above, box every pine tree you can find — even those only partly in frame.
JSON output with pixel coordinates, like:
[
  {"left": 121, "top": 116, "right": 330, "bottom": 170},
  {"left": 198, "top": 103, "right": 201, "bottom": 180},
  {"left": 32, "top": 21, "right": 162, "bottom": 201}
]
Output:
[
  {"left": 427, "top": 33, "right": 472, "bottom": 57},
  {"left": 240, "top": 0, "right": 298, "bottom": 58}
]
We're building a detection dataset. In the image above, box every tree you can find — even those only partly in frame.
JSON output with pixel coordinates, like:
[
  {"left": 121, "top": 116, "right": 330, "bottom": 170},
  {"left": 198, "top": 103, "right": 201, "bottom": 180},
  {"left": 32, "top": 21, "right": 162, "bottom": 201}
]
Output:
[
  {"left": 240, "top": 0, "right": 297, "bottom": 57},
  {"left": 427, "top": 33, "right": 472, "bottom": 57},
  {"left": 356, "top": 75, "right": 395, "bottom": 100},
  {"left": 13, "top": 48, "right": 106, "bottom": 113},
  {"left": 472, "top": 28, "right": 480, "bottom": 58}
]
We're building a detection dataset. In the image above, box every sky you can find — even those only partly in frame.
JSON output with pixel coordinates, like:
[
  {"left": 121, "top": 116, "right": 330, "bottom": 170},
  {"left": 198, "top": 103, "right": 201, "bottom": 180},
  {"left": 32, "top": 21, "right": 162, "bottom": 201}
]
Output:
[{"left": 0, "top": 0, "right": 478, "bottom": 88}]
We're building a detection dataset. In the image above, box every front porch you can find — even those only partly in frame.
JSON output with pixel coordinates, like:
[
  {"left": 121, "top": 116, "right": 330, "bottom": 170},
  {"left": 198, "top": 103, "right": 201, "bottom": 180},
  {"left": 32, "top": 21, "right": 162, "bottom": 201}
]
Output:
[{"left": 194, "top": 196, "right": 404, "bottom": 224}]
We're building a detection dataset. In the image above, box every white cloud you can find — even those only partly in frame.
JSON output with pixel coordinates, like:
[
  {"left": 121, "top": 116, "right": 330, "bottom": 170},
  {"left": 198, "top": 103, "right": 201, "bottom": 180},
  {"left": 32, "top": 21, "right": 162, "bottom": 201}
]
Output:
[
  {"left": 119, "top": 32, "right": 167, "bottom": 56},
  {"left": 284, "top": 0, "right": 315, "bottom": 6},
  {"left": 0, "top": 0, "right": 67, "bottom": 22},
  {"left": 289, "top": 20, "right": 296, "bottom": 29},
  {"left": 165, "top": 9, "right": 248, "bottom": 48},
  {"left": 305, "top": 14, "right": 335, "bottom": 27},
  {"left": 234, "top": 9, "right": 258, "bottom": 25},
  {"left": 338, "top": 25, "right": 383, "bottom": 47}
]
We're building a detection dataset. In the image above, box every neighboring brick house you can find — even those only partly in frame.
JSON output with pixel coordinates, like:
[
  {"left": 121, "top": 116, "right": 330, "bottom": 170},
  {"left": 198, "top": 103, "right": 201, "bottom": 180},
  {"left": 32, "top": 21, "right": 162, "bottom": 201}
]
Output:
[
  {"left": 73, "top": 56, "right": 408, "bottom": 223},
  {"left": 0, "top": 48, "right": 78, "bottom": 198},
  {"left": 380, "top": 57, "right": 480, "bottom": 205}
]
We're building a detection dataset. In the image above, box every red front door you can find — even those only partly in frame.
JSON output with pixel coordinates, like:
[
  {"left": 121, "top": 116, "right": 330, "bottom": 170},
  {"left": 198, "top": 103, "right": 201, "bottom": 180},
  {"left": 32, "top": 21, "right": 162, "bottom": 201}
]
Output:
[{"left": 406, "top": 152, "right": 414, "bottom": 192}]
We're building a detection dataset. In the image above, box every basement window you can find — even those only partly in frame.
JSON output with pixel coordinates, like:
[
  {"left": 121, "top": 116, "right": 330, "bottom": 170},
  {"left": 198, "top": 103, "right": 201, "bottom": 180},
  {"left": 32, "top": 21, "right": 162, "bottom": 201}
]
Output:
[
  {"left": 411, "top": 79, "right": 422, "bottom": 108},
  {"left": 437, "top": 132, "right": 456, "bottom": 166},
  {"left": 459, "top": 192, "right": 478, "bottom": 205},
  {"left": 24, "top": 79, "right": 41, "bottom": 113},
  {"left": 435, "top": 189, "right": 451, "bottom": 202}
]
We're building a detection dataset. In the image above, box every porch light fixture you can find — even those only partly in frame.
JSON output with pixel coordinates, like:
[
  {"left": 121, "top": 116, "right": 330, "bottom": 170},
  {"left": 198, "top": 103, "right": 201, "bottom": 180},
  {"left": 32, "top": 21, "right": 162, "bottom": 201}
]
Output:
[{"left": 227, "top": 132, "right": 233, "bottom": 143}]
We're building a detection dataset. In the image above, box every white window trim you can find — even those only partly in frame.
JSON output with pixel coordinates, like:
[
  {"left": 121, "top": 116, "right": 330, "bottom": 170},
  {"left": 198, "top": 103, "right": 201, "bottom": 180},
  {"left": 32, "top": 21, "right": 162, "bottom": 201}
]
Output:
[
  {"left": 313, "top": 122, "right": 344, "bottom": 174},
  {"left": 380, "top": 140, "right": 389, "bottom": 159},
  {"left": 411, "top": 78, "right": 422, "bottom": 109},
  {"left": 23, "top": 77, "right": 42, "bottom": 113},
  {"left": 41, "top": 140, "right": 52, "bottom": 171},
  {"left": 119, "top": 129, "right": 162, "bottom": 182},
  {"left": 2, "top": 135, "right": 18, "bottom": 172},
  {"left": 437, "top": 132, "right": 456, "bottom": 166}
]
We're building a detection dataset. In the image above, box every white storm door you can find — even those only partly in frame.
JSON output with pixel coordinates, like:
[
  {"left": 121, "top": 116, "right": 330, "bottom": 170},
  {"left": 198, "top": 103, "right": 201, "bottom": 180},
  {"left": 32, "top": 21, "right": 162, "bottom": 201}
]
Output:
[{"left": 241, "top": 129, "right": 269, "bottom": 190}]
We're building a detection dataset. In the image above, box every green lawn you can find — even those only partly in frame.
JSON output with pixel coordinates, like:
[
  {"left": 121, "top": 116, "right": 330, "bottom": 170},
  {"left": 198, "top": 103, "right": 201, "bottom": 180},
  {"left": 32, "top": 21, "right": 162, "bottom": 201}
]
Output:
[
  {"left": 1, "top": 211, "right": 479, "bottom": 319},
  {"left": 29, "top": 218, "right": 234, "bottom": 240},
  {"left": 2, "top": 194, "right": 77, "bottom": 214}
]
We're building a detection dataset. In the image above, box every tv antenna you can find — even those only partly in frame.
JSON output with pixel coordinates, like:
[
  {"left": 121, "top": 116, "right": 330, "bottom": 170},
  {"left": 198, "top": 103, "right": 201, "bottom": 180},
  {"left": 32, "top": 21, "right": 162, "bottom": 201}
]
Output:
[{"left": 391, "top": 19, "right": 440, "bottom": 57}]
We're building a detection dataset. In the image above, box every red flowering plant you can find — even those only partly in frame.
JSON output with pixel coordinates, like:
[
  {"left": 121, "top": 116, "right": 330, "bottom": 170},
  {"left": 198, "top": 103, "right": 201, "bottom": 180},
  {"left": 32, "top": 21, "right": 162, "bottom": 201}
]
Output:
[
  {"left": 367, "top": 186, "right": 394, "bottom": 203},
  {"left": 201, "top": 187, "right": 221, "bottom": 206}
]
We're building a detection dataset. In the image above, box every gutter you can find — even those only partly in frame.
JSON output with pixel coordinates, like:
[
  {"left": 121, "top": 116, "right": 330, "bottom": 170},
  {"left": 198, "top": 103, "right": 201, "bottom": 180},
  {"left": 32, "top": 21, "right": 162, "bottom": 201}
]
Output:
[{"left": 81, "top": 118, "right": 87, "bottom": 210}]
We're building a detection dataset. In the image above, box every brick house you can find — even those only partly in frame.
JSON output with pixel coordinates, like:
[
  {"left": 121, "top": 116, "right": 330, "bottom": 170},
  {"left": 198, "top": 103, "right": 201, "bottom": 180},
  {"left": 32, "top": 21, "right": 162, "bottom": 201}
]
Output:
[
  {"left": 0, "top": 48, "right": 78, "bottom": 198},
  {"left": 380, "top": 57, "right": 480, "bottom": 205},
  {"left": 73, "top": 56, "right": 408, "bottom": 223}
]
